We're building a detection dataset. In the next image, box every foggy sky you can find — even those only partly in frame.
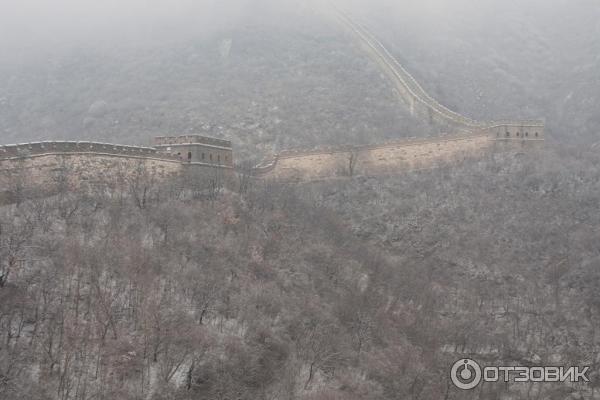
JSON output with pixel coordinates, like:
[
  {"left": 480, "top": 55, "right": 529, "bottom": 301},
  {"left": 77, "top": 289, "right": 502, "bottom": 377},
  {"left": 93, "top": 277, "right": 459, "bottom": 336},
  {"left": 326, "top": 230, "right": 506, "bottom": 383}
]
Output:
[
  {"left": 1, "top": 0, "right": 598, "bottom": 75},
  {"left": 0, "top": 0, "right": 257, "bottom": 49},
  {"left": 1, "top": 0, "right": 596, "bottom": 50},
  {"left": 1, "top": 0, "right": 599, "bottom": 145}
]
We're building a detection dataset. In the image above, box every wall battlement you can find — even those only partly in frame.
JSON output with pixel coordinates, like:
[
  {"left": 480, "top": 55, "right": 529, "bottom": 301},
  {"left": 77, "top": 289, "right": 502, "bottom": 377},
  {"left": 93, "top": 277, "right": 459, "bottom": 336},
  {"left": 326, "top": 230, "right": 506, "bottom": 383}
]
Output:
[
  {"left": 0, "top": 141, "right": 180, "bottom": 162},
  {"left": 153, "top": 135, "right": 232, "bottom": 149}
]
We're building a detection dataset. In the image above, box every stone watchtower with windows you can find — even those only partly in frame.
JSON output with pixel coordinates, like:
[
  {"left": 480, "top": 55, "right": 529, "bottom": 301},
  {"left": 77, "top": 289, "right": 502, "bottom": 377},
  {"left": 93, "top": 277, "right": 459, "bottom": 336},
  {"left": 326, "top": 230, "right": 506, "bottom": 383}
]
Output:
[
  {"left": 152, "top": 135, "right": 233, "bottom": 167},
  {"left": 488, "top": 123, "right": 545, "bottom": 141}
]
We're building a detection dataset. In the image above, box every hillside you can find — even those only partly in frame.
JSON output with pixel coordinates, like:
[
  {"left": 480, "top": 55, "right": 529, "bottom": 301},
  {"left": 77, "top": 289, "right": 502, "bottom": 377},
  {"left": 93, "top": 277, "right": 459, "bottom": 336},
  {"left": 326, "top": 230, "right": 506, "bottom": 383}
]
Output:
[
  {"left": 1, "top": 145, "right": 599, "bottom": 399},
  {"left": 347, "top": 0, "right": 600, "bottom": 143},
  {"left": 0, "top": 4, "right": 431, "bottom": 161}
]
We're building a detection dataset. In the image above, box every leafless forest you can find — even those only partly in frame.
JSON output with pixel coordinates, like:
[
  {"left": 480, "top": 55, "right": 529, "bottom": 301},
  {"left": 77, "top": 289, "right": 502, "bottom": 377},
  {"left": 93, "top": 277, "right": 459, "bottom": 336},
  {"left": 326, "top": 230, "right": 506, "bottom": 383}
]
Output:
[{"left": 1, "top": 147, "right": 599, "bottom": 399}]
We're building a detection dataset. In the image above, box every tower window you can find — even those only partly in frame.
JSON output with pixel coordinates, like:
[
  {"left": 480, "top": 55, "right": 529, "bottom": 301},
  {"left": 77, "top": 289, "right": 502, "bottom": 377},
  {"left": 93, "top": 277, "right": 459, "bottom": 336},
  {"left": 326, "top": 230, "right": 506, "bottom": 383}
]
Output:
[
  {"left": 202, "top": 153, "right": 205, "bottom": 160},
  {"left": 516, "top": 132, "right": 520, "bottom": 137},
  {"left": 210, "top": 154, "right": 213, "bottom": 161},
  {"left": 187, "top": 151, "right": 192, "bottom": 161},
  {"left": 506, "top": 132, "right": 510, "bottom": 137},
  {"left": 535, "top": 132, "right": 539, "bottom": 137},
  {"left": 525, "top": 132, "right": 529, "bottom": 137}
]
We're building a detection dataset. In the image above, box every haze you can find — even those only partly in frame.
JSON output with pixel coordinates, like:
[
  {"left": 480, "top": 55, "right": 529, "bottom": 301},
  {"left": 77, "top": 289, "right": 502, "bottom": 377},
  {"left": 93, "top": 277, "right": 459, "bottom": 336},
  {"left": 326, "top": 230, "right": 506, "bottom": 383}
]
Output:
[{"left": 1, "top": 0, "right": 599, "bottom": 146}]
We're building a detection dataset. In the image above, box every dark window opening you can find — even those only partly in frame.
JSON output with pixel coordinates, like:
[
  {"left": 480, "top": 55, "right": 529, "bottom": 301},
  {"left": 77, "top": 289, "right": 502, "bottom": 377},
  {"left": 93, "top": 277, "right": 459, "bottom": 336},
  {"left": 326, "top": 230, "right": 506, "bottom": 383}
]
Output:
[
  {"left": 187, "top": 152, "right": 192, "bottom": 161},
  {"left": 525, "top": 132, "right": 529, "bottom": 137},
  {"left": 210, "top": 154, "right": 213, "bottom": 161},
  {"left": 516, "top": 132, "right": 520, "bottom": 137},
  {"left": 506, "top": 132, "right": 510, "bottom": 137},
  {"left": 497, "top": 132, "right": 500, "bottom": 137},
  {"left": 202, "top": 153, "right": 205, "bottom": 160},
  {"left": 535, "top": 132, "right": 539, "bottom": 137}
]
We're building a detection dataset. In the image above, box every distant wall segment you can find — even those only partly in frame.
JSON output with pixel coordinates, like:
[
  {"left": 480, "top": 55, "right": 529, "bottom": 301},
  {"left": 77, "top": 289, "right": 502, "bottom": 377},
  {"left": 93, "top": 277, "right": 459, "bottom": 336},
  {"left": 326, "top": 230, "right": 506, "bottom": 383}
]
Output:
[
  {"left": 253, "top": 132, "right": 543, "bottom": 181},
  {"left": 332, "top": 6, "right": 545, "bottom": 137}
]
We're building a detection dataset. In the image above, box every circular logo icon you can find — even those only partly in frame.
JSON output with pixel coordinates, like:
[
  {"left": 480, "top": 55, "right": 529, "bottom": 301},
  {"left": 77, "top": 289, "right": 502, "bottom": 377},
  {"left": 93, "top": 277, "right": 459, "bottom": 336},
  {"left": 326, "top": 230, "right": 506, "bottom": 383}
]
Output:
[{"left": 451, "top": 358, "right": 482, "bottom": 390}]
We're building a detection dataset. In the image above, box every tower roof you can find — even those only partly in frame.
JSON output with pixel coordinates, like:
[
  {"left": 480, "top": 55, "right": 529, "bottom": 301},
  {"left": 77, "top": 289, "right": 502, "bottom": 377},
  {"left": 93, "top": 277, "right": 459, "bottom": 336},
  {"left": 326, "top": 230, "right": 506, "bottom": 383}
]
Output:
[{"left": 153, "top": 135, "right": 231, "bottom": 149}]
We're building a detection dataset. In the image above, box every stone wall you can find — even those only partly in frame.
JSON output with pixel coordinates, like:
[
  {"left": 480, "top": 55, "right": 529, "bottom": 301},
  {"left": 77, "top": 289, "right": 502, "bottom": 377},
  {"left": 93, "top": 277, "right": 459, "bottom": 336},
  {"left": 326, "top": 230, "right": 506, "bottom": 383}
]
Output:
[
  {"left": 0, "top": 141, "right": 237, "bottom": 200},
  {"left": 0, "top": 152, "right": 182, "bottom": 194},
  {"left": 333, "top": 6, "right": 545, "bottom": 136},
  {"left": 0, "top": 141, "right": 179, "bottom": 161},
  {"left": 488, "top": 123, "right": 545, "bottom": 140},
  {"left": 153, "top": 135, "right": 232, "bottom": 148},
  {"left": 256, "top": 133, "right": 501, "bottom": 181},
  {"left": 152, "top": 136, "right": 234, "bottom": 166},
  {"left": 154, "top": 143, "right": 234, "bottom": 167}
]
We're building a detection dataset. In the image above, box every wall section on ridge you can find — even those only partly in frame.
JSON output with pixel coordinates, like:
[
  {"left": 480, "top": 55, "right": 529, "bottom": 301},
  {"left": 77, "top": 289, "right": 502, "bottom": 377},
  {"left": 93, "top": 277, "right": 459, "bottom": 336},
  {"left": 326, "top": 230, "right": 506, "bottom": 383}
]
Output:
[
  {"left": 258, "top": 133, "right": 496, "bottom": 181},
  {"left": 0, "top": 152, "right": 183, "bottom": 196}
]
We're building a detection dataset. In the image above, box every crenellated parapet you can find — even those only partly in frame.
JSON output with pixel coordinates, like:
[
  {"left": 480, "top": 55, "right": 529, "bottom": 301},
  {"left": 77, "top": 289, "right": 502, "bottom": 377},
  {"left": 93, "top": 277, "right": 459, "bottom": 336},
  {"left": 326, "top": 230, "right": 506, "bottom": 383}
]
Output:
[
  {"left": 0, "top": 141, "right": 181, "bottom": 162},
  {"left": 153, "top": 135, "right": 232, "bottom": 149}
]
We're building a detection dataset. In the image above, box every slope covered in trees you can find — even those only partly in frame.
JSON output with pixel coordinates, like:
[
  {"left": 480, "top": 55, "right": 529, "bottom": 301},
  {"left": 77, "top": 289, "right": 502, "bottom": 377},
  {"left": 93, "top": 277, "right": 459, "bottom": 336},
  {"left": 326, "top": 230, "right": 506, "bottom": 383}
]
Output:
[{"left": 1, "top": 144, "right": 599, "bottom": 399}]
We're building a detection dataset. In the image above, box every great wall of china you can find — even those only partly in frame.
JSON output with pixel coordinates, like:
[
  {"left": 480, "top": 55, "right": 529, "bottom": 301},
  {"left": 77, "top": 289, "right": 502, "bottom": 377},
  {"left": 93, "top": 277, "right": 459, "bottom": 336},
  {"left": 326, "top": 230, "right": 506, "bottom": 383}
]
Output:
[
  {"left": 0, "top": 8, "right": 544, "bottom": 191},
  {"left": 0, "top": 137, "right": 233, "bottom": 200},
  {"left": 250, "top": 6, "right": 544, "bottom": 180},
  {"left": 252, "top": 133, "right": 541, "bottom": 181}
]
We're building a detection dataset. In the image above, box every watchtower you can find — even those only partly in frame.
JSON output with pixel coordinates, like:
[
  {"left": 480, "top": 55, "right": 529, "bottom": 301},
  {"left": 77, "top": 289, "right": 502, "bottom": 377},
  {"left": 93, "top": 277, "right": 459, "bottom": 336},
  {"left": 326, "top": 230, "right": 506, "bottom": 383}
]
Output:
[
  {"left": 488, "top": 123, "right": 545, "bottom": 141},
  {"left": 152, "top": 135, "right": 233, "bottom": 167}
]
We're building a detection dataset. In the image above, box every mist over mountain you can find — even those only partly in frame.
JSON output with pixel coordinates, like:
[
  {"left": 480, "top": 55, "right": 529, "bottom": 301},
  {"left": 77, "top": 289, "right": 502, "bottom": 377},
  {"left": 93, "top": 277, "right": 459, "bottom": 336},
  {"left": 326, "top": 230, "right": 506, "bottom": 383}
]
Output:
[
  {"left": 1, "top": 0, "right": 599, "bottom": 153},
  {"left": 347, "top": 0, "right": 600, "bottom": 143}
]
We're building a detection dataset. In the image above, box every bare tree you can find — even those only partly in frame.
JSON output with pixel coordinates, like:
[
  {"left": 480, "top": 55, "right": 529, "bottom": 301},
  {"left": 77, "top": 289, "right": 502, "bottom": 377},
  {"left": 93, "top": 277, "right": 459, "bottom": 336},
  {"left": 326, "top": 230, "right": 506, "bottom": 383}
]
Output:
[
  {"left": 0, "top": 212, "right": 34, "bottom": 288},
  {"left": 236, "top": 160, "right": 256, "bottom": 195},
  {"left": 127, "top": 160, "right": 158, "bottom": 209},
  {"left": 347, "top": 150, "right": 359, "bottom": 177},
  {"left": 295, "top": 319, "right": 345, "bottom": 390}
]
